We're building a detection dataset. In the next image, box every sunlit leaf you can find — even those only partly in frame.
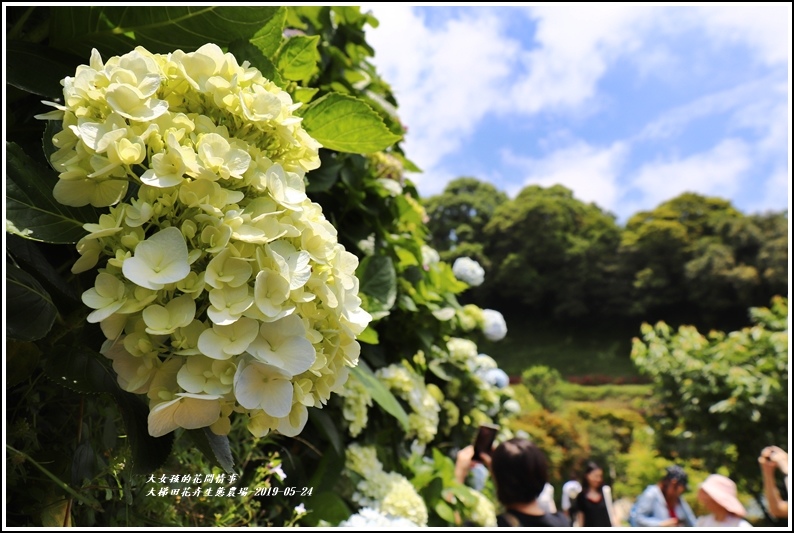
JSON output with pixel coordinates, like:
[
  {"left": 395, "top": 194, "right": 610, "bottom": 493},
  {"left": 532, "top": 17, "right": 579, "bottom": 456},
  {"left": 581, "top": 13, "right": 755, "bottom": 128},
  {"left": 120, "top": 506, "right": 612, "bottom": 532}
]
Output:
[
  {"left": 300, "top": 93, "right": 401, "bottom": 153},
  {"left": 276, "top": 35, "right": 320, "bottom": 81}
]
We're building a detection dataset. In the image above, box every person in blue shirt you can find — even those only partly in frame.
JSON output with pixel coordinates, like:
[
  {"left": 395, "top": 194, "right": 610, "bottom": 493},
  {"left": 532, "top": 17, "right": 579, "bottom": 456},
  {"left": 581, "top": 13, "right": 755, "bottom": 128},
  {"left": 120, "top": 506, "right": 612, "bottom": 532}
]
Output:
[{"left": 629, "top": 465, "right": 696, "bottom": 527}]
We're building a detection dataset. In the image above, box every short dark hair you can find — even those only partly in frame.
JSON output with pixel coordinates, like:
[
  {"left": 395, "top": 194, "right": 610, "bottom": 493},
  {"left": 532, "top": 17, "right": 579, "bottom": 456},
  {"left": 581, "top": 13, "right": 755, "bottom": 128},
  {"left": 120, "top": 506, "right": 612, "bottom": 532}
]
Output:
[
  {"left": 491, "top": 438, "right": 548, "bottom": 506},
  {"left": 663, "top": 465, "right": 689, "bottom": 491}
]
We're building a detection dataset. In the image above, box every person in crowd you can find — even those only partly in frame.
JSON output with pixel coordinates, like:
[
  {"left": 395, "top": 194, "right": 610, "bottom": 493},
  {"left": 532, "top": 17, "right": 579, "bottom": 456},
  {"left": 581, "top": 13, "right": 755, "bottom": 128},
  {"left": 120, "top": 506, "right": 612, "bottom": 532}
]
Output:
[
  {"left": 455, "top": 438, "right": 569, "bottom": 527},
  {"left": 695, "top": 474, "right": 752, "bottom": 527},
  {"left": 628, "top": 465, "right": 696, "bottom": 527},
  {"left": 561, "top": 469, "right": 583, "bottom": 524},
  {"left": 575, "top": 461, "right": 616, "bottom": 527},
  {"left": 537, "top": 481, "right": 558, "bottom": 514},
  {"left": 759, "top": 445, "right": 789, "bottom": 519}
]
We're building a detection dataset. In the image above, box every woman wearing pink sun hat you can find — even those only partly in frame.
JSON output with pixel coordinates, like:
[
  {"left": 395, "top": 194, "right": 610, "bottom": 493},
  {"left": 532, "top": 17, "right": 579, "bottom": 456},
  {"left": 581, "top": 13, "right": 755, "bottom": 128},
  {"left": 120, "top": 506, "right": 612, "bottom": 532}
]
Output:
[{"left": 695, "top": 474, "right": 752, "bottom": 528}]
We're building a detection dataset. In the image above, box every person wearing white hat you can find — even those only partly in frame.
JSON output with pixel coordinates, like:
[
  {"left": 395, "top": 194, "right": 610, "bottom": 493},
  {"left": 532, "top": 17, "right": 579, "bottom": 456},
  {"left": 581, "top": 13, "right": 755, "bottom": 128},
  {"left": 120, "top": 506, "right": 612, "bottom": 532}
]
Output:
[{"left": 695, "top": 474, "right": 752, "bottom": 528}]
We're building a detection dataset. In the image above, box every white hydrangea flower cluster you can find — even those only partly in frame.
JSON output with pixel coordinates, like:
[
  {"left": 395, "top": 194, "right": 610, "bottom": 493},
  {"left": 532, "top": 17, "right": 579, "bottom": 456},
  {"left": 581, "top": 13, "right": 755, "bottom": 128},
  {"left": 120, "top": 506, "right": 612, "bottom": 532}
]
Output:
[
  {"left": 376, "top": 363, "right": 441, "bottom": 444},
  {"left": 420, "top": 244, "right": 440, "bottom": 269},
  {"left": 468, "top": 489, "right": 498, "bottom": 527},
  {"left": 346, "top": 444, "right": 428, "bottom": 526},
  {"left": 452, "top": 257, "right": 484, "bottom": 287},
  {"left": 41, "top": 44, "right": 372, "bottom": 439},
  {"left": 447, "top": 337, "right": 478, "bottom": 363},
  {"left": 337, "top": 373, "right": 372, "bottom": 437},
  {"left": 339, "top": 507, "right": 418, "bottom": 528},
  {"left": 481, "top": 308, "right": 508, "bottom": 341}
]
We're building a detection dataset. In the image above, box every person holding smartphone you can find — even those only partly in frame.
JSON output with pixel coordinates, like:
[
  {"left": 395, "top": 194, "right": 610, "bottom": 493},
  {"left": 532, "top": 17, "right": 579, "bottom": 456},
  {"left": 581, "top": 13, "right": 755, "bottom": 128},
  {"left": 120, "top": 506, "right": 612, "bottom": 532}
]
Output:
[
  {"left": 759, "top": 445, "right": 789, "bottom": 519},
  {"left": 455, "top": 434, "right": 569, "bottom": 527}
]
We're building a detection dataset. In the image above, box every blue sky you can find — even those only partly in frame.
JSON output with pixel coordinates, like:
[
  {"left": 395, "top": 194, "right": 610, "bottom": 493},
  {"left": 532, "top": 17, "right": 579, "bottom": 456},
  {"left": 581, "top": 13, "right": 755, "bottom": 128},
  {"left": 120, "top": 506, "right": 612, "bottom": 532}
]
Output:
[{"left": 361, "top": 4, "right": 791, "bottom": 222}]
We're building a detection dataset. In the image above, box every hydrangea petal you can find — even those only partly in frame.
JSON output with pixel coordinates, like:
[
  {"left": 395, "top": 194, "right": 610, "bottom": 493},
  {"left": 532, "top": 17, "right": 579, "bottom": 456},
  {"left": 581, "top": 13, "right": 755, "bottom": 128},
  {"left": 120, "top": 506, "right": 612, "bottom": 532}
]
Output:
[{"left": 123, "top": 227, "right": 190, "bottom": 289}]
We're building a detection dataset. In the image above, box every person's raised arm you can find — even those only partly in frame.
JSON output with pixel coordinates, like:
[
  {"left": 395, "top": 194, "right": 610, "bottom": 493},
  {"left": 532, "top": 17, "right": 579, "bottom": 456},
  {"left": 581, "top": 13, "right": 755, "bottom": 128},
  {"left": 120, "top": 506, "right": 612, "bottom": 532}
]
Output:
[{"left": 760, "top": 446, "right": 789, "bottom": 519}]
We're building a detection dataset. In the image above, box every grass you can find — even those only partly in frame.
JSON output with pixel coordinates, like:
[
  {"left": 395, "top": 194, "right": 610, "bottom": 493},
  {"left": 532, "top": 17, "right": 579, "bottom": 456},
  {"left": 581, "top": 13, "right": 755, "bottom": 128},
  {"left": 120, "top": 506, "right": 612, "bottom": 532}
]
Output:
[
  {"left": 558, "top": 382, "right": 653, "bottom": 403},
  {"left": 480, "top": 313, "right": 643, "bottom": 378}
]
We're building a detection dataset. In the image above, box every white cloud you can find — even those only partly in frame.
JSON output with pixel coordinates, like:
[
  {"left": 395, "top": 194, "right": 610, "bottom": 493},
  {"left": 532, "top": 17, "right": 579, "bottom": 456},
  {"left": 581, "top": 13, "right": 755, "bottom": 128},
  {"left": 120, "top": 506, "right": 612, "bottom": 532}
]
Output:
[
  {"left": 637, "top": 79, "right": 777, "bottom": 141},
  {"left": 507, "top": 6, "right": 655, "bottom": 114},
  {"left": 361, "top": 5, "right": 790, "bottom": 215},
  {"left": 503, "top": 141, "right": 627, "bottom": 213},
  {"left": 629, "top": 139, "right": 752, "bottom": 212},
  {"left": 363, "top": 5, "right": 520, "bottom": 193},
  {"left": 753, "top": 167, "right": 791, "bottom": 214},
  {"left": 696, "top": 5, "right": 792, "bottom": 66}
]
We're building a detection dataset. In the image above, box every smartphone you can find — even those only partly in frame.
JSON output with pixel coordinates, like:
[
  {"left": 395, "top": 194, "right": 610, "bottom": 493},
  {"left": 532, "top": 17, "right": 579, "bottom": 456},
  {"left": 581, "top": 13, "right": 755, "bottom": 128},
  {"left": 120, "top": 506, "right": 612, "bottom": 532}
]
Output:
[{"left": 472, "top": 424, "right": 499, "bottom": 462}]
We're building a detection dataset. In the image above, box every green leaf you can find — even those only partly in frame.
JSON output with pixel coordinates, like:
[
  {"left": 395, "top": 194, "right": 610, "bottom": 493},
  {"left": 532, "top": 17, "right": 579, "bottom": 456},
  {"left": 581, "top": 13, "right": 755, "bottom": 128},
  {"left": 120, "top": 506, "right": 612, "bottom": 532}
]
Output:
[
  {"left": 42, "top": 346, "right": 174, "bottom": 474},
  {"left": 302, "top": 491, "right": 351, "bottom": 527},
  {"left": 306, "top": 150, "right": 343, "bottom": 193},
  {"left": 7, "top": 235, "right": 82, "bottom": 303},
  {"left": 350, "top": 360, "right": 409, "bottom": 431},
  {"left": 228, "top": 39, "right": 284, "bottom": 87},
  {"left": 6, "top": 264, "right": 57, "bottom": 341},
  {"left": 5, "top": 41, "right": 81, "bottom": 97},
  {"left": 293, "top": 87, "right": 319, "bottom": 104},
  {"left": 72, "top": 440, "right": 98, "bottom": 485},
  {"left": 50, "top": 6, "right": 284, "bottom": 58},
  {"left": 428, "top": 359, "right": 453, "bottom": 381},
  {"left": 276, "top": 35, "right": 321, "bottom": 81},
  {"left": 308, "top": 409, "right": 343, "bottom": 456},
  {"left": 358, "top": 255, "right": 397, "bottom": 311},
  {"left": 249, "top": 6, "right": 286, "bottom": 57},
  {"left": 6, "top": 142, "right": 99, "bottom": 244},
  {"left": 307, "top": 445, "right": 345, "bottom": 493},
  {"left": 357, "top": 326, "right": 379, "bottom": 345},
  {"left": 300, "top": 93, "right": 402, "bottom": 153},
  {"left": 434, "top": 499, "right": 456, "bottom": 524},
  {"left": 186, "top": 428, "right": 234, "bottom": 474},
  {"left": 7, "top": 340, "right": 42, "bottom": 387}
]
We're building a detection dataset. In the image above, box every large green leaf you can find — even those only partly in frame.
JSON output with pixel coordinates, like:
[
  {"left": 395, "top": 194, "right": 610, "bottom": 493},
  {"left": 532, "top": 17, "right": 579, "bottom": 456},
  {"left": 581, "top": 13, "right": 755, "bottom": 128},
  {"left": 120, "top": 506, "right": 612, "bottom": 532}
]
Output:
[
  {"left": 49, "top": 6, "right": 283, "bottom": 58},
  {"left": 358, "top": 255, "right": 397, "bottom": 310},
  {"left": 6, "top": 142, "right": 99, "bottom": 244},
  {"left": 7, "top": 235, "right": 82, "bottom": 303},
  {"left": 249, "top": 6, "right": 286, "bottom": 57},
  {"left": 306, "top": 150, "right": 343, "bottom": 193},
  {"left": 6, "top": 263, "right": 57, "bottom": 341},
  {"left": 300, "top": 93, "right": 402, "bottom": 153},
  {"left": 308, "top": 409, "right": 344, "bottom": 456},
  {"left": 350, "top": 360, "right": 409, "bottom": 431},
  {"left": 186, "top": 428, "right": 234, "bottom": 474},
  {"left": 5, "top": 41, "right": 81, "bottom": 97},
  {"left": 42, "top": 345, "right": 174, "bottom": 474},
  {"left": 276, "top": 35, "right": 320, "bottom": 81},
  {"left": 302, "top": 491, "right": 351, "bottom": 527}
]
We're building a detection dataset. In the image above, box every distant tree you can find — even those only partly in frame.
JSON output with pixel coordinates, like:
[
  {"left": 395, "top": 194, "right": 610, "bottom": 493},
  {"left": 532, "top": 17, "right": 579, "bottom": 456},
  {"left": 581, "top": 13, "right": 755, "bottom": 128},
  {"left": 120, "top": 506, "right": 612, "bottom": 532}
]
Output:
[
  {"left": 619, "top": 192, "right": 785, "bottom": 324},
  {"left": 423, "top": 177, "right": 508, "bottom": 269},
  {"left": 631, "top": 296, "right": 789, "bottom": 522},
  {"left": 484, "top": 184, "right": 622, "bottom": 319},
  {"left": 750, "top": 211, "right": 788, "bottom": 299}
]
